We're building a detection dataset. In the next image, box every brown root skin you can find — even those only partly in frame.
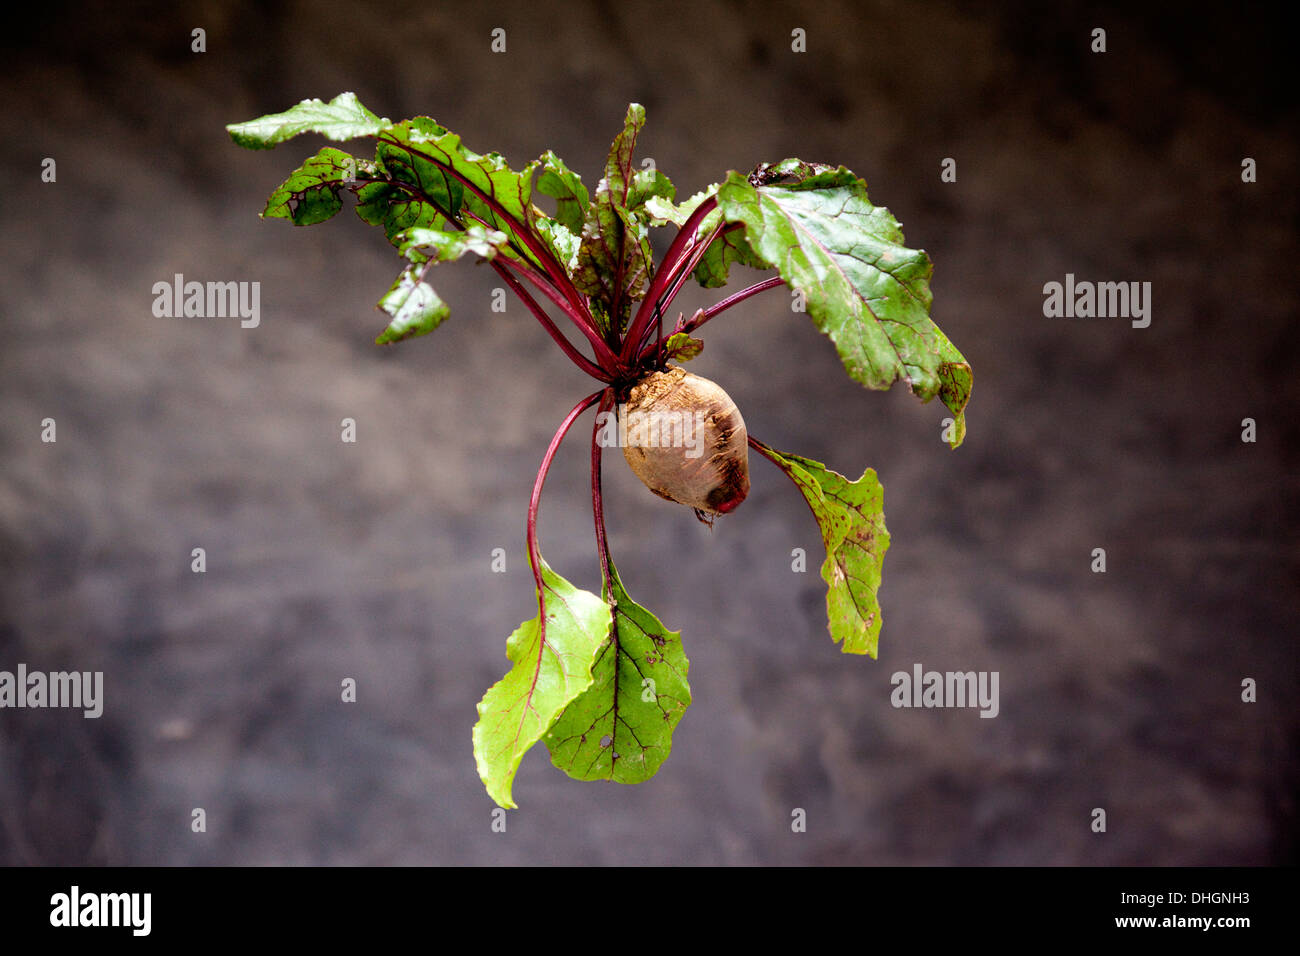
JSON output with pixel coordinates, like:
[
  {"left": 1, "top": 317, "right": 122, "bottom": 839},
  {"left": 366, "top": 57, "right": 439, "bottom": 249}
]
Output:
[{"left": 621, "top": 366, "right": 749, "bottom": 518}]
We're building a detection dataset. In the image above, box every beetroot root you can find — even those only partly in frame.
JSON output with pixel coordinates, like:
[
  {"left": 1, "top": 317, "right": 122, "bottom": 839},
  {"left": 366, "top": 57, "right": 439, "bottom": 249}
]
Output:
[{"left": 621, "top": 365, "right": 749, "bottom": 517}]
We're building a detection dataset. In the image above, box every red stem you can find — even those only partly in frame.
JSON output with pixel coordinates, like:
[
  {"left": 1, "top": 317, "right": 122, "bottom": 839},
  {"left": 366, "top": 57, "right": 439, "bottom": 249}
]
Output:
[
  {"left": 621, "top": 196, "right": 718, "bottom": 362},
  {"left": 491, "top": 263, "right": 611, "bottom": 381},
  {"left": 624, "top": 218, "right": 741, "bottom": 366},
  {"left": 652, "top": 276, "right": 787, "bottom": 353},
  {"left": 490, "top": 250, "right": 621, "bottom": 370},
  {"left": 749, "top": 434, "right": 832, "bottom": 533},
  {"left": 748, "top": 434, "right": 778, "bottom": 460},
  {"left": 527, "top": 391, "right": 606, "bottom": 609},
  {"left": 607, "top": 123, "right": 645, "bottom": 334},
  {"left": 590, "top": 389, "right": 616, "bottom": 591},
  {"left": 377, "top": 133, "right": 590, "bottom": 321},
  {"left": 631, "top": 220, "right": 738, "bottom": 365},
  {"left": 662, "top": 222, "right": 729, "bottom": 305},
  {"left": 349, "top": 171, "right": 618, "bottom": 375}
]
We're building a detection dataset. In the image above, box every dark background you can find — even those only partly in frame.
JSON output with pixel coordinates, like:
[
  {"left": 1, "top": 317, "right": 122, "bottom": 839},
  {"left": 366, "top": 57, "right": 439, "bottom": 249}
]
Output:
[{"left": 1, "top": 0, "right": 1295, "bottom": 865}]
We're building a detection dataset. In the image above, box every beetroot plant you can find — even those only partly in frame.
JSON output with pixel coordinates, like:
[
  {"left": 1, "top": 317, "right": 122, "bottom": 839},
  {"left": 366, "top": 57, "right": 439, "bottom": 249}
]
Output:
[{"left": 228, "top": 93, "right": 972, "bottom": 807}]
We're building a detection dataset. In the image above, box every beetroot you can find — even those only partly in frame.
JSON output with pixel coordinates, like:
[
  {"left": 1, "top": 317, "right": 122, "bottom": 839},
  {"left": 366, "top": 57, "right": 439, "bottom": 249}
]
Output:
[
  {"left": 621, "top": 366, "right": 749, "bottom": 518},
  {"left": 231, "top": 94, "right": 971, "bottom": 807}
]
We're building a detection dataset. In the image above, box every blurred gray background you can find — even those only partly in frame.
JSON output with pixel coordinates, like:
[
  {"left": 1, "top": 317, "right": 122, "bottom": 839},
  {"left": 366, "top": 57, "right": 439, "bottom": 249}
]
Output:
[{"left": 1, "top": 0, "right": 1295, "bottom": 865}]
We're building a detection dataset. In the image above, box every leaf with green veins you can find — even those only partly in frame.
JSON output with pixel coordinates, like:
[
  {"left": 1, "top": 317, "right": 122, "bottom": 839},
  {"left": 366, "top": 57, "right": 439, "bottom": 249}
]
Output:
[
  {"left": 536, "top": 150, "right": 589, "bottom": 236},
  {"left": 708, "top": 163, "right": 972, "bottom": 441},
  {"left": 260, "top": 147, "right": 364, "bottom": 225},
  {"left": 575, "top": 103, "right": 668, "bottom": 334},
  {"left": 752, "top": 441, "right": 890, "bottom": 657},
  {"left": 473, "top": 558, "right": 611, "bottom": 808},
  {"left": 663, "top": 331, "right": 703, "bottom": 361},
  {"left": 545, "top": 563, "right": 690, "bottom": 784},
  {"left": 226, "top": 92, "right": 389, "bottom": 149}
]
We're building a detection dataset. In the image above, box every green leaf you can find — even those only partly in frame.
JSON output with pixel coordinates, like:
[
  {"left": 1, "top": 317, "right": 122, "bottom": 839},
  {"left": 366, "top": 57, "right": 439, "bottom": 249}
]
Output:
[
  {"left": 642, "top": 186, "right": 766, "bottom": 289},
  {"left": 754, "top": 441, "right": 890, "bottom": 657},
  {"left": 394, "top": 223, "right": 508, "bottom": 265},
  {"left": 473, "top": 558, "right": 611, "bottom": 808},
  {"left": 366, "top": 113, "right": 589, "bottom": 287},
  {"left": 663, "top": 331, "right": 703, "bottom": 361},
  {"left": 536, "top": 150, "right": 589, "bottom": 235},
  {"left": 534, "top": 151, "right": 588, "bottom": 270},
  {"left": 711, "top": 162, "right": 972, "bottom": 442},
  {"left": 260, "top": 147, "right": 364, "bottom": 225},
  {"left": 546, "top": 563, "right": 690, "bottom": 783},
  {"left": 236, "top": 96, "right": 586, "bottom": 327},
  {"left": 574, "top": 104, "right": 675, "bottom": 333},
  {"left": 643, "top": 186, "right": 712, "bottom": 227},
  {"left": 227, "top": 92, "right": 388, "bottom": 150},
  {"left": 375, "top": 264, "right": 449, "bottom": 345},
  {"left": 694, "top": 222, "right": 768, "bottom": 288},
  {"left": 934, "top": 328, "right": 971, "bottom": 448},
  {"left": 628, "top": 166, "right": 676, "bottom": 221},
  {"left": 376, "top": 119, "right": 546, "bottom": 272},
  {"left": 372, "top": 224, "right": 509, "bottom": 344},
  {"left": 536, "top": 217, "right": 581, "bottom": 273},
  {"left": 354, "top": 174, "right": 460, "bottom": 248}
]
